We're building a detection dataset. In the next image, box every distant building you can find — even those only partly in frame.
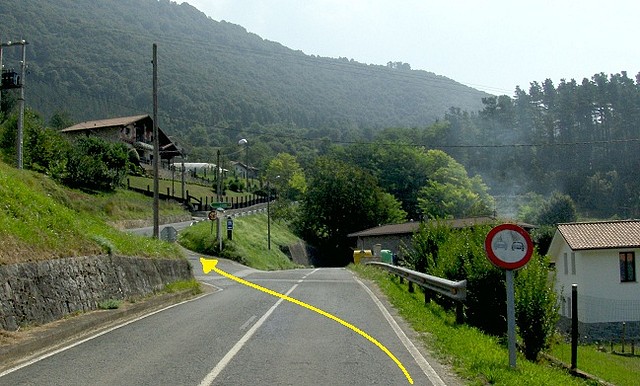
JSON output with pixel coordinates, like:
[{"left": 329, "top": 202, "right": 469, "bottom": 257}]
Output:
[
  {"left": 348, "top": 217, "right": 535, "bottom": 261},
  {"left": 230, "top": 161, "right": 259, "bottom": 180},
  {"left": 60, "top": 114, "right": 181, "bottom": 164}
]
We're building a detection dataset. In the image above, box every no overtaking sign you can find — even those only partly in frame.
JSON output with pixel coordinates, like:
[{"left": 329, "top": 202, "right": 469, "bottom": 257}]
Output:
[
  {"left": 484, "top": 223, "right": 533, "bottom": 270},
  {"left": 484, "top": 223, "right": 533, "bottom": 369}
]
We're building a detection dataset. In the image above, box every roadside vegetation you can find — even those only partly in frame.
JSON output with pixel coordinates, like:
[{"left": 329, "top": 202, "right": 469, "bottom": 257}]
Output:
[
  {"left": 179, "top": 214, "right": 300, "bottom": 270},
  {"left": 351, "top": 264, "right": 587, "bottom": 386},
  {"left": 550, "top": 342, "right": 640, "bottom": 386}
]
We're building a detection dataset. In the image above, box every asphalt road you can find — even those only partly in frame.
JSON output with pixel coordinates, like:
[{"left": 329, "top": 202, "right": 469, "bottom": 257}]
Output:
[{"left": 0, "top": 251, "right": 459, "bottom": 385}]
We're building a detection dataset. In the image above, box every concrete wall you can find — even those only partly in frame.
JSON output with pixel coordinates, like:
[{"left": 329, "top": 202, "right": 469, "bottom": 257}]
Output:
[{"left": 0, "top": 255, "right": 193, "bottom": 331}]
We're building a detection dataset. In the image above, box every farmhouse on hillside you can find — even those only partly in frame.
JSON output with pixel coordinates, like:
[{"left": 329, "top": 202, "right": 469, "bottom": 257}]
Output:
[
  {"left": 548, "top": 220, "right": 640, "bottom": 340},
  {"left": 60, "top": 114, "right": 182, "bottom": 165}
]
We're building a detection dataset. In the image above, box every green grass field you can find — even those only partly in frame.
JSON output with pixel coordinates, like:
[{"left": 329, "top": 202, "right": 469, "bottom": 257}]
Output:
[
  {"left": 127, "top": 175, "right": 256, "bottom": 201},
  {"left": 549, "top": 342, "right": 640, "bottom": 385},
  {"left": 179, "top": 213, "right": 300, "bottom": 270}
]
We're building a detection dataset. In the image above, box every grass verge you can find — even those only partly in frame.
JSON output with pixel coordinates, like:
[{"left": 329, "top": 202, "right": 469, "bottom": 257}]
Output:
[
  {"left": 350, "top": 264, "right": 592, "bottom": 386},
  {"left": 179, "top": 213, "right": 300, "bottom": 270},
  {"left": 549, "top": 342, "right": 639, "bottom": 385},
  {"left": 163, "top": 279, "right": 202, "bottom": 295},
  {"left": 0, "top": 162, "right": 185, "bottom": 264}
]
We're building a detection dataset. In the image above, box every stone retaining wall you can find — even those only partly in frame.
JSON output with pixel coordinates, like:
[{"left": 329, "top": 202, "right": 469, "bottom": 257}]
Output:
[{"left": 0, "top": 256, "right": 193, "bottom": 331}]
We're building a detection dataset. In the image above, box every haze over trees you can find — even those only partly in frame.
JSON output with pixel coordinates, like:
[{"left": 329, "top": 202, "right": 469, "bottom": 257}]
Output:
[{"left": 445, "top": 72, "right": 640, "bottom": 219}]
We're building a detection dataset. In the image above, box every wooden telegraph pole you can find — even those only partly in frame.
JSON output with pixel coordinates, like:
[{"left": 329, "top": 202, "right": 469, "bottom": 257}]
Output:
[{"left": 152, "top": 44, "right": 159, "bottom": 238}]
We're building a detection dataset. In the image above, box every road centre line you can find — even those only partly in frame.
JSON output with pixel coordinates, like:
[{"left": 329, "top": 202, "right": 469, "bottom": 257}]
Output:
[
  {"left": 250, "top": 278, "right": 353, "bottom": 284},
  {"left": 199, "top": 258, "right": 414, "bottom": 385},
  {"left": 198, "top": 267, "right": 321, "bottom": 384},
  {"left": 354, "top": 275, "right": 446, "bottom": 386},
  {"left": 198, "top": 284, "right": 299, "bottom": 386},
  {"left": 239, "top": 315, "right": 257, "bottom": 331}
]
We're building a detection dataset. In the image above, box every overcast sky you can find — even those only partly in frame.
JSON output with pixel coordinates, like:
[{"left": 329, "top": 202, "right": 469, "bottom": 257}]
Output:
[{"left": 185, "top": 0, "right": 640, "bottom": 95}]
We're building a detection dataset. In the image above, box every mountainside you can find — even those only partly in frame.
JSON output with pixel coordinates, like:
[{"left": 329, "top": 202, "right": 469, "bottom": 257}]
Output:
[{"left": 0, "top": 0, "right": 488, "bottom": 138}]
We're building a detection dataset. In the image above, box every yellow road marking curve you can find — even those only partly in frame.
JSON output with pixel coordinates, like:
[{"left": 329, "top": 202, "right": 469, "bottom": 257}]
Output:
[{"left": 200, "top": 258, "right": 413, "bottom": 384}]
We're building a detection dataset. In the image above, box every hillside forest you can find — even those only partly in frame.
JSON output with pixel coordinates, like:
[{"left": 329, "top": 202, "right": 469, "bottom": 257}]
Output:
[{"left": 1, "top": 1, "right": 639, "bottom": 242}]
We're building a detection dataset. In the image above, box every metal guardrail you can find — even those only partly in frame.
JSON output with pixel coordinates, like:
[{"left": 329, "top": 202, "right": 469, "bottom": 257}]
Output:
[{"left": 365, "top": 261, "right": 467, "bottom": 324}]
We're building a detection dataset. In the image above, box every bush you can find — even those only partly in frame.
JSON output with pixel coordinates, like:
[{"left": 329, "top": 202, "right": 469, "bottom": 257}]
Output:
[
  {"left": 515, "top": 254, "right": 559, "bottom": 361},
  {"left": 62, "top": 137, "right": 130, "bottom": 192},
  {"left": 407, "top": 221, "right": 558, "bottom": 357}
]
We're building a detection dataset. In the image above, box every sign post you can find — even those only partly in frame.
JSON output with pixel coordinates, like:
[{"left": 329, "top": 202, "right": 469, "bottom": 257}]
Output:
[
  {"left": 226, "top": 216, "right": 234, "bottom": 240},
  {"left": 216, "top": 208, "right": 225, "bottom": 251},
  {"left": 485, "top": 223, "right": 533, "bottom": 369}
]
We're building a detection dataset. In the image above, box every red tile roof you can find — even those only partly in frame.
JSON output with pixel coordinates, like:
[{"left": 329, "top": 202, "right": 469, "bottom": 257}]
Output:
[{"left": 557, "top": 220, "right": 640, "bottom": 250}]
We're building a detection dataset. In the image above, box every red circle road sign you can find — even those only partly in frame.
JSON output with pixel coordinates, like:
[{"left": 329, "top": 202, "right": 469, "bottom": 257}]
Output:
[{"left": 485, "top": 223, "right": 533, "bottom": 270}]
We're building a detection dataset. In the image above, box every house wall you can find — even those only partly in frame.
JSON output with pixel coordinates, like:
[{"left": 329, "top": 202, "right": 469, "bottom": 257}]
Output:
[
  {"left": 555, "top": 244, "right": 640, "bottom": 324},
  {"left": 233, "top": 164, "right": 247, "bottom": 178}
]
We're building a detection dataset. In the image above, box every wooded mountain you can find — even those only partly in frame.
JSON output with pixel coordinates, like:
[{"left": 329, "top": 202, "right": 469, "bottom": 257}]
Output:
[{"left": 0, "top": 0, "right": 487, "bottom": 139}]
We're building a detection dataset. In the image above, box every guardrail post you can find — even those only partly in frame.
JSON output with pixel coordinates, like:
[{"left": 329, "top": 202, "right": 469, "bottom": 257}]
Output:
[
  {"left": 408, "top": 281, "right": 414, "bottom": 293},
  {"left": 456, "top": 303, "right": 464, "bottom": 324},
  {"left": 424, "top": 288, "right": 431, "bottom": 304}
]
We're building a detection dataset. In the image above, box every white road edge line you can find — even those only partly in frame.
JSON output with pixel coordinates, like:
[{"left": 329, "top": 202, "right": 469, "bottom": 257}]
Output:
[
  {"left": 0, "top": 292, "right": 212, "bottom": 378},
  {"left": 198, "top": 284, "right": 299, "bottom": 386},
  {"left": 354, "top": 276, "right": 447, "bottom": 386}
]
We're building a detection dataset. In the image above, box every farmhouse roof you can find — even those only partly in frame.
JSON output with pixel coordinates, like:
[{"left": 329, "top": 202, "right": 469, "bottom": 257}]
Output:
[
  {"left": 556, "top": 220, "right": 640, "bottom": 250},
  {"left": 61, "top": 114, "right": 150, "bottom": 132}
]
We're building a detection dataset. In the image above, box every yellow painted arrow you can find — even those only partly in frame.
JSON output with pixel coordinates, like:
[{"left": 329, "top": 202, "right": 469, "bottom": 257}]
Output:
[{"left": 200, "top": 257, "right": 413, "bottom": 384}]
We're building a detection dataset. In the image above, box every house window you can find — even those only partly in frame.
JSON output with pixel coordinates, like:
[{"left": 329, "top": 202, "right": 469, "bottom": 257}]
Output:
[
  {"left": 563, "top": 253, "right": 568, "bottom": 275},
  {"left": 619, "top": 252, "right": 636, "bottom": 282},
  {"left": 571, "top": 252, "right": 576, "bottom": 275}
]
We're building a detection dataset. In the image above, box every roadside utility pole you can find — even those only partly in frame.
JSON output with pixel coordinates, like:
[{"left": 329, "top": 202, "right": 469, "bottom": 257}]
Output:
[
  {"left": 0, "top": 39, "right": 28, "bottom": 169},
  {"left": 152, "top": 43, "right": 159, "bottom": 238}
]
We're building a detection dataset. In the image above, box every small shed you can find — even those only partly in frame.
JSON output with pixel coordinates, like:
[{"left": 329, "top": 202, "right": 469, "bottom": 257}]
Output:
[{"left": 348, "top": 217, "right": 533, "bottom": 261}]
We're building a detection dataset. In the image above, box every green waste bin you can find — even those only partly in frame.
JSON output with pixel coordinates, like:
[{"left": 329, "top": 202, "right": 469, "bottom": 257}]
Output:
[{"left": 380, "top": 249, "right": 393, "bottom": 264}]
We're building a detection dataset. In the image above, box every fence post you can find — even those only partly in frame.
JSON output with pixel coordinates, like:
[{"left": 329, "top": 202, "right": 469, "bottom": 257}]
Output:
[{"left": 571, "top": 283, "right": 578, "bottom": 371}]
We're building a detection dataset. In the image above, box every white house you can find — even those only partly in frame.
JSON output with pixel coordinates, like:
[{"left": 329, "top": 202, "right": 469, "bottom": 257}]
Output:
[{"left": 548, "top": 220, "right": 640, "bottom": 338}]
